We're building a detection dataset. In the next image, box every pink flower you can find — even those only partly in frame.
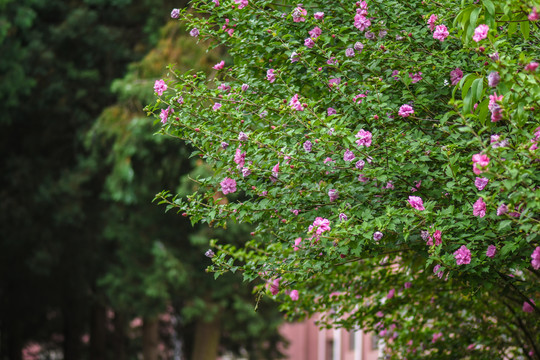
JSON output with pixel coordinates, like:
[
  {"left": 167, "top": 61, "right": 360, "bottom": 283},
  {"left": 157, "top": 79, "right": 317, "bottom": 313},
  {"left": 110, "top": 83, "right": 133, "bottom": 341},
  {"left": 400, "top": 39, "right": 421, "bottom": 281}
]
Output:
[
  {"left": 344, "top": 150, "right": 355, "bottom": 161},
  {"left": 373, "top": 231, "right": 383, "bottom": 241},
  {"left": 289, "top": 290, "right": 299, "bottom": 301},
  {"left": 398, "top": 104, "right": 414, "bottom": 117},
  {"left": 353, "top": 93, "right": 366, "bottom": 103},
  {"left": 531, "top": 247, "right": 540, "bottom": 270},
  {"left": 213, "top": 61, "right": 225, "bottom": 70},
  {"left": 475, "top": 177, "right": 489, "bottom": 191},
  {"left": 171, "top": 8, "right": 180, "bottom": 18},
  {"left": 355, "top": 129, "right": 372, "bottom": 147},
  {"left": 154, "top": 79, "right": 167, "bottom": 96},
  {"left": 268, "top": 278, "right": 280, "bottom": 295},
  {"left": 450, "top": 68, "right": 463, "bottom": 85},
  {"left": 409, "top": 72, "right": 422, "bottom": 83},
  {"left": 309, "top": 26, "right": 322, "bottom": 39},
  {"left": 473, "top": 197, "right": 486, "bottom": 217},
  {"left": 433, "top": 25, "right": 449, "bottom": 41},
  {"left": 267, "top": 69, "right": 276, "bottom": 83},
  {"left": 234, "top": 148, "right": 246, "bottom": 168},
  {"left": 234, "top": 0, "right": 248, "bottom": 9},
  {"left": 497, "top": 203, "right": 508, "bottom": 216},
  {"left": 405, "top": 282, "right": 412, "bottom": 288},
  {"left": 314, "top": 12, "right": 324, "bottom": 20},
  {"left": 327, "top": 107, "right": 337, "bottom": 116},
  {"left": 304, "top": 37, "right": 315, "bottom": 48},
  {"left": 329, "top": 77, "right": 341, "bottom": 89},
  {"left": 354, "top": 15, "right": 371, "bottom": 31},
  {"left": 339, "top": 213, "right": 348, "bottom": 221},
  {"left": 472, "top": 153, "right": 489, "bottom": 175},
  {"left": 354, "top": 42, "right": 364, "bottom": 51},
  {"left": 454, "top": 245, "right": 472, "bottom": 265},
  {"left": 433, "top": 230, "right": 442, "bottom": 246},
  {"left": 408, "top": 196, "right": 425, "bottom": 211},
  {"left": 433, "top": 264, "right": 444, "bottom": 278},
  {"left": 432, "top": 332, "right": 443, "bottom": 343},
  {"left": 241, "top": 167, "right": 251, "bottom": 177},
  {"left": 427, "top": 14, "right": 438, "bottom": 31},
  {"left": 486, "top": 244, "right": 496, "bottom": 258},
  {"left": 293, "top": 237, "right": 302, "bottom": 251},
  {"left": 241, "top": 83, "right": 249, "bottom": 91},
  {"left": 528, "top": 7, "right": 539, "bottom": 21},
  {"left": 271, "top": 162, "right": 280, "bottom": 178},
  {"left": 189, "top": 28, "right": 199, "bottom": 37},
  {"left": 290, "top": 51, "right": 299, "bottom": 62},
  {"left": 523, "top": 299, "right": 535, "bottom": 313},
  {"left": 289, "top": 94, "right": 305, "bottom": 111},
  {"left": 238, "top": 132, "right": 248, "bottom": 141},
  {"left": 525, "top": 62, "right": 539, "bottom": 72},
  {"left": 487, "top": 71, "right": 500, "bottom": 87},
  {"left": 345, "top": 48, "right": 355, "bottom": 57},
  {"left": 473, "top": 24, "right": 489, "bottom": 42},
  {"left": 311, "top": 217, "right": 331, "bottom": 235},
  {"left": 220, "top": 177, "right": 237, "bottom": 194},
  {"left": 303, "top": 140, "right": 312, "bottom": 152},
  {"left": 213, "top": 0, "right": 219, "bottom": 5},
  {"left": 292, "top": 6, "right": 307, "bottom": 22},
  {"left": 212, "top": 102, "right": 222, "bottom": 111},
  {"left": 159, "top": 107, "right": 171, "bottom": 124},
  {"left": 328, "top": 189, "right": 339, "bottom": 202},
  {"left": 387, "top": 288, "right": 395, "bottom": 299},
  {"left": 356, "top": 159, "right": 365, "bottom": 170}
]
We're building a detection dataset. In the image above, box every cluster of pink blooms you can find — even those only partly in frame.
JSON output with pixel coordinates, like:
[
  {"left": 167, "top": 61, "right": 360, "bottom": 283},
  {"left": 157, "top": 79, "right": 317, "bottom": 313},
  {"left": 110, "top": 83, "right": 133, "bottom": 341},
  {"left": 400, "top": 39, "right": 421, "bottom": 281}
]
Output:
[
  {"left": 220, "top": 177, "right": 237, "bottom": 194},
  {"left": 408, "top": 196, "right": 425, "bottom": 211},
  {"left": 474, "top": 177, "right": 489, "bottom": 191},
  {"left": 450, "top": 68, "right": 463, "bottom": 85},
  {"left": 426, "top": 230, "right": 442, "bottom": 246},
  {"left": 522, "top": 299, "right": 535, "bottom": 313},
  {"left": 267, "top": 278, "right": 280, "bottom": 295},
  {"left": 212, "top": 102, "right": 222, "bottom": 111},
  {"left": 532, "top": 247, "right": 540, "bottom": 270},
  {"left": 472, "top": 153, "right": 489, "bottom": 175},
  {"left": 154, "top": 79, "right": 167, "bottom": 96},
  {"left": 353, "top": 93, "right": 366, "bottom": 103},
  {"left": 530, "top": 7, "right": 539, "bottom": 21},
  {"left": 308, "top": 217, "right": 331, "bottom": 236},
  {"left": 454, "top": 245, "right": 472, "bottom": 265},
  {"left": 473, "top": 197, "right": 486, "bottom": 217},
  {"left": 289, "top": 94, "right": 305, "bottom": 111},
  {"left": 409, "top": 72, "right": 422, "bottom": 83},
  {"left": 433, "top": 25, "right": 449, "bottom": 41},
  {"left": 292, "top": 6, "right": 307, "bottom": 22},
  {"left": 354, "top": 1, "right": 370, "bottom": 31},
  {"left": 473, "top": 24, "right": 489, "bottom": 42},
  {"left": 233, "top": 0, "right": 248, "bottom": 9},
  {"left": 308, "top": 26, "right": 322, "bottom": 39},
  {"left": 267, "top": 69, "right": 276, "bottom": 83},
  {"left": 213, "top": 60, "right": 225, "bottom": 70},
  {"left": 355, "top": 129, "right": 372, "bottom": 146},
  {"left": 427, "top": 14, "right": 438, "bottom": 31},
  {"left": 433, "top": 264, "right": 444, "bottom": 279},
  {"left": 343, "top": 150, "right": 355, "bottom": 161},
  {"left": 289, "top": 289, "right": 299, "bottom": 301},
  {"left": 486, "top": 245, "right": 496, "bottom": 258},
  {"left": 488, "top": 92, "right": 503, "bottom": 122},
  {"left": 398, "top": 104, "right": 414, "bottom": 117},
  {"left": 222, "top": 18, "right": 235, "bottom": 36},
  {"left": 160, "top": 107, "right": 171, "bottom": 124},
  {"left": 328, "top": 189, "right": 338, "bottom": 201}
]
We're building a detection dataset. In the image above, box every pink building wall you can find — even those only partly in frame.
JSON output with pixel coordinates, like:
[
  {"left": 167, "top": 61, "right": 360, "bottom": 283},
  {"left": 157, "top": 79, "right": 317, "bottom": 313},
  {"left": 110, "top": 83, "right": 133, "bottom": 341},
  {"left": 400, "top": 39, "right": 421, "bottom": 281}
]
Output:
[{"left": 280, "top": 315, "right": 380, "bottom": 360}]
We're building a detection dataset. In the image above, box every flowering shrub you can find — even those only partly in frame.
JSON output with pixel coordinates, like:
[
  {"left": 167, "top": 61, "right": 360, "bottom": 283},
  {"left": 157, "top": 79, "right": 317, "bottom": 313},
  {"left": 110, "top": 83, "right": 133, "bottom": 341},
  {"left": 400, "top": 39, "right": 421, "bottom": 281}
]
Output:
[{"left": 150, "top": 0, "right": 540, "bottom": 358}]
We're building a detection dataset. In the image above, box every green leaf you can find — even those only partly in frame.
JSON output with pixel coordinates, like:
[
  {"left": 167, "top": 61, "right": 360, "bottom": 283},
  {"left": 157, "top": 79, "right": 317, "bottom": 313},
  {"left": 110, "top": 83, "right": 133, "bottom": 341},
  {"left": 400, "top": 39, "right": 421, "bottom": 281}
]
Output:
[{"left": 520, "top": 20, "right": 530, "bottom": 40}]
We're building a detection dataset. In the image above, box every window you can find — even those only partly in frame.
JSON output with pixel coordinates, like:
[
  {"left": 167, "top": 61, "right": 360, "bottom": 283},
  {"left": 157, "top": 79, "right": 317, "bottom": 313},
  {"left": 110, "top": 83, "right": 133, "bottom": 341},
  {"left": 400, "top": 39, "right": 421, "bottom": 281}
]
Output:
[{"left": 371, "top": 334, "right": 379, "bottom": 350}]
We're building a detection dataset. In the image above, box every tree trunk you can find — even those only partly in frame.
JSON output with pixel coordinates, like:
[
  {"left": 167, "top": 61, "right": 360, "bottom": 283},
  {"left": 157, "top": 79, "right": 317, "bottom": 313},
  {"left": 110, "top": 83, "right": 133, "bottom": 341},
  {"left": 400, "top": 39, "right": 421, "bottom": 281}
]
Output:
[
  {"left": 143, "top": 318, "right": 159, "bottom": 360},
  {"left": 113, "top": 312, "right": 127, "bottom": 360},
  {"left": 90, "top": 302, "right": 107, "bottom": 360},
  {"left": 191, "top": 316, "right": 221, "bottom": 360}
]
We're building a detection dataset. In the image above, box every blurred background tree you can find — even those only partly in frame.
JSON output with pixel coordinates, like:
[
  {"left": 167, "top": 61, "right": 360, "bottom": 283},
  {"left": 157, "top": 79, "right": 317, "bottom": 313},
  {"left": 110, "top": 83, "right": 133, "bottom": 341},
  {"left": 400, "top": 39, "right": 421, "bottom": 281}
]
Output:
[{"left": 0, "top": 1, "right": 283, "bottom": 359}]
